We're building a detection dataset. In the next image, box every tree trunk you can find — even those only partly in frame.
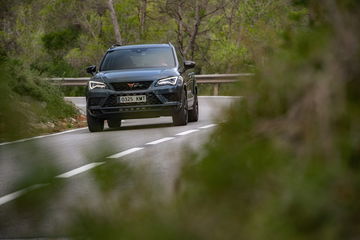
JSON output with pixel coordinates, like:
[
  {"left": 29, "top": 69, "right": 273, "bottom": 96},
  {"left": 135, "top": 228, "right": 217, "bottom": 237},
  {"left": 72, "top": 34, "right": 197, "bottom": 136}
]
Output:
[
  {"left": 227, "top": 0, "right": 239, "bottom": 39},
  {"left": 107, "top": 0, "right": 122, "bottom": 45},
  {"left": 176, "top": 1, "right": 184, "bottom": 52},
  {"left": 139, "top": 0, "right": 147, "bottom": 39},
  {"left": 184, "top": 0, "right": 201, "bottom": 60}
]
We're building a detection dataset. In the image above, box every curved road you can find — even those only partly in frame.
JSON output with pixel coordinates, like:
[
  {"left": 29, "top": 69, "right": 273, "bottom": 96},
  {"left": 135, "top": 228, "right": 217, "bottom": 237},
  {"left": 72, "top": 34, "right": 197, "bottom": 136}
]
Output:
[{"left": 0, "top": 96, "right": 237, "bottom": 238}]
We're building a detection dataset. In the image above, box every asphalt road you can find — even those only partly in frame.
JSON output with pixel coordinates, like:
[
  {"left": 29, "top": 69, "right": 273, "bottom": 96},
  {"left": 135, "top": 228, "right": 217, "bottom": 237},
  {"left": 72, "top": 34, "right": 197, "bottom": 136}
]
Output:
[{"left": 0, "top": 96, "right": 237, "bottom": 239}]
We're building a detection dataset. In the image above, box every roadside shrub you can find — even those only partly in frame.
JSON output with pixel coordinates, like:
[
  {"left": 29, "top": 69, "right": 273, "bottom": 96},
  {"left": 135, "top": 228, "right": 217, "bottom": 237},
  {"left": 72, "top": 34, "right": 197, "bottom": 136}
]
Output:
[
  {"left": 0, "top": 57, "right": 77, "bottom": 141},
  {"left": 41, "top": 26, "right": 80, "bottom": 52}
]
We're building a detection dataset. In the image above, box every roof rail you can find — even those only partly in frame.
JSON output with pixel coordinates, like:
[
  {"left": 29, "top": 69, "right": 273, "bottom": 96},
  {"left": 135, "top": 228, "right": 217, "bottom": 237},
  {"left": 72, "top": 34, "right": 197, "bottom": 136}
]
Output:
[{"left": 110, "top": 43, "right": 122, "bottom": 49}]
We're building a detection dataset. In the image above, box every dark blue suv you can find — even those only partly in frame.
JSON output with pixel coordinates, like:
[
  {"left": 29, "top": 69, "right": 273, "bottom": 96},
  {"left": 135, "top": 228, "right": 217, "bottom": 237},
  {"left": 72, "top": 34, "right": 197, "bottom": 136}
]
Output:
[{"left": 85, "top": 43, "right": 198, "bottom": 132}]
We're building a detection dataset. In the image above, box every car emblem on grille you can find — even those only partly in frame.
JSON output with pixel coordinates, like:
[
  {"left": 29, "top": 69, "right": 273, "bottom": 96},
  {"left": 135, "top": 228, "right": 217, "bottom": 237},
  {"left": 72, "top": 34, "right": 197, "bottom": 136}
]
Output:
[{"left": 127, "top": 83, "right": 142, "bottom": 89}]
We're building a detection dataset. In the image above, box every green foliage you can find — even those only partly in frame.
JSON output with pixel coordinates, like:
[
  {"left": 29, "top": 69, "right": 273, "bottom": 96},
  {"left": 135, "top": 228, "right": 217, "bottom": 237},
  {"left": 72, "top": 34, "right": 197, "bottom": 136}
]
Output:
[
  {"left": 11, "top": 66, "right": 77, "bottom": 120},
  {"left": 1, "top": 1, "right": 360, "bottom": 239},
  {"left": 38, "top": 27, "right": 83, "bottom": 76},
  {"left": 114, "top": 0, "right": 140, "bottom": 43},
  {"left": 0, "top": 0, "right": 309, "bottom": 81},
  {"left": 0, "top": 57, "right": 77, "bottom": 141},
  {"left": 205, "top": 40, "right": 253, "bottom": 73},
  {"left": 0, "top": 60, "right": 30, "bottom": 141},
  {"left": 31, "top": 57, "right": 81, "bottom": 77},
  {"left": 65, "top": 1, "right": 360, "bottom": 239},
  {"left": 42, "top": 27, "right": 80, "bottom": 52}
]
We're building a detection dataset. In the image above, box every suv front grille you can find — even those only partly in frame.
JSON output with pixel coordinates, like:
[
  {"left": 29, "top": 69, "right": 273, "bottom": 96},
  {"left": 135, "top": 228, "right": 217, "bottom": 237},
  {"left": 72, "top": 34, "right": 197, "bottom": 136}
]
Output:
[
  {"left": 103, "top": 93, "right": 162, "bottom": 107},
  {"left": 111, "top": 81, "right": 152, "bottom": 91}
]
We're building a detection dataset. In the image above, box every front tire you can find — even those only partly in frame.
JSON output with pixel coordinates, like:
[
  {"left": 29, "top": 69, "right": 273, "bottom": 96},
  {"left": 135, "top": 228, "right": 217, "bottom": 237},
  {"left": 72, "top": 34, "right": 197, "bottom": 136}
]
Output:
[
  {"left": 188, "top": 95, "right": 199, "bottom": 122},
  {"left": 172, "top": 90, "right": 188, "bottom": 126},
  {"left": 87, "top": 112, "right": 104, "bottom": 132}
]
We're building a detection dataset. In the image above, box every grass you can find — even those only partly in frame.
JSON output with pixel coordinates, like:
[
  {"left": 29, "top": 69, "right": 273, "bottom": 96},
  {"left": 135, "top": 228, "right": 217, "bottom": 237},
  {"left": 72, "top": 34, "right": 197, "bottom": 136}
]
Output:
[{"left": 0, "top": 57, "right": 79, "bottom": 141}]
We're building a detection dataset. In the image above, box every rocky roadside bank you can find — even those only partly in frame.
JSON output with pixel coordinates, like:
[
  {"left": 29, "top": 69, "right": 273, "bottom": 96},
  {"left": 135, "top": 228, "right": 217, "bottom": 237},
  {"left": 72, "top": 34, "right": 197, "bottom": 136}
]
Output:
[{"left": 33, "top": 114, "right": 87, "bottom": 134}]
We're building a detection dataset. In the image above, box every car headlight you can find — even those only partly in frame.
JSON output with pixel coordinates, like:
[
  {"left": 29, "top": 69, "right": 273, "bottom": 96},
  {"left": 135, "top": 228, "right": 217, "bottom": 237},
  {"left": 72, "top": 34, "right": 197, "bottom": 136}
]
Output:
[
  {"left": 156, "top": 76, "right": 182, "bottom": 86},
  {"left": 88, "top": 80, "right": 107, "bottom": 90}
]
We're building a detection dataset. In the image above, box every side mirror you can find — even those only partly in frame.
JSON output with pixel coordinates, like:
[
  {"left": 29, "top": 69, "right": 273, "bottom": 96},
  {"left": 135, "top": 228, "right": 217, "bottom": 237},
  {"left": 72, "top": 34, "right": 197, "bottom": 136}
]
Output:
[
  {"left": 184, "top": 60, "right": 196, "bottom": 70},
  {"left": 86, "top": 65, "right": 97, "bottom": 75}
]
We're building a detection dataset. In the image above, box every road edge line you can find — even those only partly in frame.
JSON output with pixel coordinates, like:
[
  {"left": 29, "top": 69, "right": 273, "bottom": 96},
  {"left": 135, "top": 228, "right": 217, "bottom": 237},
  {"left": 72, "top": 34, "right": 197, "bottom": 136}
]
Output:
[{"left": 0, "top": 127, "right": 88, "bottom": 147}]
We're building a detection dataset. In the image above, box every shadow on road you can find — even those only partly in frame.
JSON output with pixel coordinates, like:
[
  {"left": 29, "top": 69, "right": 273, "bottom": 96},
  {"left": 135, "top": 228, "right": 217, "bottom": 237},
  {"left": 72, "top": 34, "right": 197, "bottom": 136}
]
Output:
[{"left": 104, "top": 123, "right": 174, "bottom": 132}]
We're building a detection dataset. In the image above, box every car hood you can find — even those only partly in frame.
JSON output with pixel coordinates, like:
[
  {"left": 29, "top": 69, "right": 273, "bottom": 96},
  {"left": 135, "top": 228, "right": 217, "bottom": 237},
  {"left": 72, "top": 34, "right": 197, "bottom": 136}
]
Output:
[{"left": 94, "top": 68, "right": 179, "bottom": 83}]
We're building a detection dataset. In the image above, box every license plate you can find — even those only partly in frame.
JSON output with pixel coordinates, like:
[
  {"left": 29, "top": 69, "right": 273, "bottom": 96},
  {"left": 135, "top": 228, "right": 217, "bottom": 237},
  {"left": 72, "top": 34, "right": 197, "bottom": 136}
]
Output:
[{"left": 118, "top": 95, "right": 146, "bottom": 103}]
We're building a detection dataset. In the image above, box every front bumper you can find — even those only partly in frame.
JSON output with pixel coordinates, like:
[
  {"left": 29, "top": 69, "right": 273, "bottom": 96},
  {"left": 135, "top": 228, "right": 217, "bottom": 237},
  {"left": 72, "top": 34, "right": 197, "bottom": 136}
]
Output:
[{"left": 86, "top": 86, "right": 182, "bottom": 119}]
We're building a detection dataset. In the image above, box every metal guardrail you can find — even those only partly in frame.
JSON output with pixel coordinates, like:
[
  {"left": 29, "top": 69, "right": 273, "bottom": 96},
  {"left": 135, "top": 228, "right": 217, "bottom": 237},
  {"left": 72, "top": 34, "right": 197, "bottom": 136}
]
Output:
[
  {"left": 46, "top": 73, "right": 254, "bottom": 95},
  {"left": 46, "top": 77, "right": 91, "bottom": 86},
  {"left": 194, "top": 73, "right": 254, "bottom": 95}
]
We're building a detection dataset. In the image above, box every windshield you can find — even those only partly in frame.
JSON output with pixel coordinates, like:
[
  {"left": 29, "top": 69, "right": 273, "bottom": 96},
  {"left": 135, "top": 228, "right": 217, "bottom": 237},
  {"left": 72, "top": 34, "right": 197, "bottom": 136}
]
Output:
[{"left": 100, "top": 47, "right": 176, "bottom": 71}]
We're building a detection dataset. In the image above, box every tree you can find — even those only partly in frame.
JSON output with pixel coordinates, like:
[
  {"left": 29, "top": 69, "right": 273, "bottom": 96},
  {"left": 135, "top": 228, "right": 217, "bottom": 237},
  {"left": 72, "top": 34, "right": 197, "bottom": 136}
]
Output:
[
  {"left": 165, "top": 0, "right": 225, "bottom": 60},
  {"left": 107, "top": 0, "right": 122, "bottom": 45}
]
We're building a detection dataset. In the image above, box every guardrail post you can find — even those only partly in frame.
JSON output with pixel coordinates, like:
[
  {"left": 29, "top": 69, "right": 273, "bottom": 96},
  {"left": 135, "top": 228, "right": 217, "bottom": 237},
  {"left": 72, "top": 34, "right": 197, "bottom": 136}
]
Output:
[{"left": 213, "top": 83, "right": 219, "bottom": 96}]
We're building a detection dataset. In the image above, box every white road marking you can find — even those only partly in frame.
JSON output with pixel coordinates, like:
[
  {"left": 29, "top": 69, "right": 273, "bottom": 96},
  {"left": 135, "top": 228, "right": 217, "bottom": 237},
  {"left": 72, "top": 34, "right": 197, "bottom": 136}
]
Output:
[
  {"left": 0, "top": 127, "right": 88, "bottom": 146},
  {"left": 0, "top": 122, "right": 219, "bottom": 206},
  {"left": 146, "top": 137, "right": 175, "bottom": 145},
  {"left": 0, "top": 184, "right": 48, "bottom": 207},
  {"left": 0, "top": 147, "right": 144, "bottom": 205},
  {"left": 107, "top": 147, "right": 144, "bottom": 159},
  {"left": 198, "top": 96, "right": 242, "bottom": 99},
  {"left": 176, "top": 129, "right": 199, "bottom": 136},
  {"left": 199, "top": 124, "right": 217, "bottom": 129},
  {"left": 56, "top": 162, "right": 105, "bottom": 178},
  {"left": 0, "top": 191, "right": 25, "bottom": 206}
]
